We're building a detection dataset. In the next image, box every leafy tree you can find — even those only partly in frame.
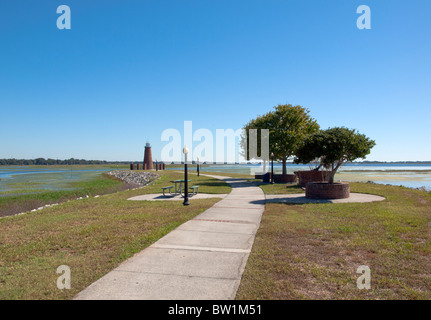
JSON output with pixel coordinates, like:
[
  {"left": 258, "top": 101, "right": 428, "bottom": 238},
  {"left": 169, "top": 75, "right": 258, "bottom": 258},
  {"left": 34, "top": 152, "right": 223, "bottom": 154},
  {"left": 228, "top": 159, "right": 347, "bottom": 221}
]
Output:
[
  {"left": 242, "top": 104, "right": 320, "bottom": 175},
  {"left": 294, "top": 127, "right": 376, "bottom": 183}
]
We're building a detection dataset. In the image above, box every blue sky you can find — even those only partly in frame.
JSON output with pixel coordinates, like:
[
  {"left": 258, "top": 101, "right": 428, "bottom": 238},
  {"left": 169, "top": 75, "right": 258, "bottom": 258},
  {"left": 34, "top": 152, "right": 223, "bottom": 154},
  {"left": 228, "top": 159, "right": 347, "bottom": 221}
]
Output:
[{"left": 1, "top": 0, "right": 430, "bottom": 162}]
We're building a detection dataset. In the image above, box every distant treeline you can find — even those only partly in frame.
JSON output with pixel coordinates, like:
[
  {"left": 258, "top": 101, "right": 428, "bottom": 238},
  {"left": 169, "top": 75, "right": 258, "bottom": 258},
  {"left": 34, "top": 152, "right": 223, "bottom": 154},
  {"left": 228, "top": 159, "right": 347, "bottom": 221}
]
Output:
[{"left": 0, "top": 158, "right": 131, "bottom": 166}]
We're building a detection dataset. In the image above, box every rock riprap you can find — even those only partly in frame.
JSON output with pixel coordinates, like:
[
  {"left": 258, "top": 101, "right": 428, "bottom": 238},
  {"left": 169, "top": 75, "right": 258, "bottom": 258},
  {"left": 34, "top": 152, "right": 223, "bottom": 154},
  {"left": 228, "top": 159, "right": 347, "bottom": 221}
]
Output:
[{"left": 107, "top": 170, "right": 159, "bottom": 186}]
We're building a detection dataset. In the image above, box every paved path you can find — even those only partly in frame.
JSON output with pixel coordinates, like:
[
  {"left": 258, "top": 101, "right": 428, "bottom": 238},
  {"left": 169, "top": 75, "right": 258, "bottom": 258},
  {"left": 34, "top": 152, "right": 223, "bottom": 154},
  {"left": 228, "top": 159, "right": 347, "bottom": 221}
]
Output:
[{"left": 74, "top": 174, "right": 265, "bottom": 300}]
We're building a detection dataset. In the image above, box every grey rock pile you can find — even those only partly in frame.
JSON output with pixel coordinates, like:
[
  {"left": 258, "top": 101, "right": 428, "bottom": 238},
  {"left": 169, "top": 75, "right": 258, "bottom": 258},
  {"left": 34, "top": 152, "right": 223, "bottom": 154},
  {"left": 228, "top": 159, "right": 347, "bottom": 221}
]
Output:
[{"left": 106, "top": 170, "right": 160, "bottom": 186}]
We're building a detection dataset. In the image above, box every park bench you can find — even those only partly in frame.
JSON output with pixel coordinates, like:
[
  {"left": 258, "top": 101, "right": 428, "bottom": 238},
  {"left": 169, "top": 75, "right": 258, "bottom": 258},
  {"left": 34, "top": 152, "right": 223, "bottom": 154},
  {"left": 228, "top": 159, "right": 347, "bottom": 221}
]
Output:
[
  {"left": 189, "top": 186, "right": 199, "bottom": 196},
  {"left": 161, "top": 186, "right": 174, "bottom": 196}
]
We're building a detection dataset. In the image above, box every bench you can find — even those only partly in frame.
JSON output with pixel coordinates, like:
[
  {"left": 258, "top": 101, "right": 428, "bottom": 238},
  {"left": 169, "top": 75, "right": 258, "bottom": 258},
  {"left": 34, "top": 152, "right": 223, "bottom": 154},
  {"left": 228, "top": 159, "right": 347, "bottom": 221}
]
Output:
[
  {"left": 189, "top": 186, "right": 199, "bottom": 196},
  {"left": 161, "top": 186, "right": 174, "bottom": 196}
]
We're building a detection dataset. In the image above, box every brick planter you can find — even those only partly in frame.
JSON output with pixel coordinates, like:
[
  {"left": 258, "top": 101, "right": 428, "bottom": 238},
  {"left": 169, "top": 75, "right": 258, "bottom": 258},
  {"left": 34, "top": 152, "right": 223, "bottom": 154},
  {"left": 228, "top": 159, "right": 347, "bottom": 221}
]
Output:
[
  {"left": 273, "top": 174, "right": 297, "bottom": 183},
  {"left": 258, "top": 173, "right": 297, "bottom": 183},
  {"left": 296, "top": 170, "right": 331, "bottom": 188},
  {"left": 305, "top": 182, "right": 350, "bottom": 199}
]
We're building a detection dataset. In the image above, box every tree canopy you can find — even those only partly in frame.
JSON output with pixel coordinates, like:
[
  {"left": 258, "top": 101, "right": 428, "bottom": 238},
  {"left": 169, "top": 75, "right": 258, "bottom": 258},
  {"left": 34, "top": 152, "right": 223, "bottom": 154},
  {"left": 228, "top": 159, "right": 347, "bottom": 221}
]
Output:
[
  {"left": 294, "top": 127, "right": 376, "bottom": 183},
  {"left": 242, "top": 104, "right": 320, "bottom": 175}
]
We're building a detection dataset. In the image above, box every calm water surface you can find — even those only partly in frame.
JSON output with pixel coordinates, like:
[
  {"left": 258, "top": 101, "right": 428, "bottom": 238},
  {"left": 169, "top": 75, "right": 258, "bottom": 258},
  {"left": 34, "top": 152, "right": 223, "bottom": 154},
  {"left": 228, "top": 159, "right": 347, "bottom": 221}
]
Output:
[{"left": 187, "top": 163, "right": 431, "bottom": 190}]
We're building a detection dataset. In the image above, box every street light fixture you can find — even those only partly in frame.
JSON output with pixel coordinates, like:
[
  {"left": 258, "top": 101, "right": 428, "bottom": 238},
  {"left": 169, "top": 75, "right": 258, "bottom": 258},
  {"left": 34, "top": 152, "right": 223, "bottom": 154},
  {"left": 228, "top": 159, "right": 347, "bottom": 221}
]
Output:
[
  {"left": 271, "top": 152, "right": 274, "bottom": 184},
  {"left": 183, "top": 145, "right": 190, "bottom": 206},
  {"left": 197, "top": 156, "right": 200, "bottom": 176}
]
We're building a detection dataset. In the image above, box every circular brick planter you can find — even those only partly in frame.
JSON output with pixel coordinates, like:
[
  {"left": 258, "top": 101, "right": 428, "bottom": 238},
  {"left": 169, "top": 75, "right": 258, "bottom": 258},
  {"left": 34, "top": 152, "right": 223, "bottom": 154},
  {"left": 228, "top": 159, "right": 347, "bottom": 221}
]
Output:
[
  {"left": 273, "top": 174, "right": 297, "bottom": 183},
  {"left": 305, "top": 182, "right": 350, "bottom": 199},
  {"left": 295, "top": 170, "right": 331, "bottom": 188}
]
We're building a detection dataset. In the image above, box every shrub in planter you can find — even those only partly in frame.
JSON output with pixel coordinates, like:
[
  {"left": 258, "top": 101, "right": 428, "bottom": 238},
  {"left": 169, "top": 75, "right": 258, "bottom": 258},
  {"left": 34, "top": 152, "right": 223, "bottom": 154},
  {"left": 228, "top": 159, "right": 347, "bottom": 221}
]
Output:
[{"left": 294, "top": 127, "right": 375, "bottom": 199}]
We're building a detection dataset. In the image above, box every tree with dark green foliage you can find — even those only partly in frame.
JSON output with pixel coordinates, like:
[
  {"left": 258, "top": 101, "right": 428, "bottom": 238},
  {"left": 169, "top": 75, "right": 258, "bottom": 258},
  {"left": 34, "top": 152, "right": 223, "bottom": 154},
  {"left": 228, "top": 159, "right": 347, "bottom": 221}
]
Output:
[
  {"left": 294, "top": 127, "right": 376, "bottom": 183},
  {"left": 241, "top": 104, "right": 320, "bottom": 175}
]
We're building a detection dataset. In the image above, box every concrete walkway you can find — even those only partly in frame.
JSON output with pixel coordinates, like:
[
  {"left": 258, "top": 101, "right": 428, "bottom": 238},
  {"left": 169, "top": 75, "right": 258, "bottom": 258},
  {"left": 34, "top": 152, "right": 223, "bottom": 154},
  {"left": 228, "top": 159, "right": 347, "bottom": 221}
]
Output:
[{"left": 74, "top": 174, "right": 265, "bottom": 300}]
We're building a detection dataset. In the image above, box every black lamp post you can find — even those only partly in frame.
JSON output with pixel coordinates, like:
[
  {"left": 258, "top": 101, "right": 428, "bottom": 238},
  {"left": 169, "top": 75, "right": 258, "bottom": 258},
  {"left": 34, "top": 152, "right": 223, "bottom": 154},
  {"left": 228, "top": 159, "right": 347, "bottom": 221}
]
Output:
[
  {"left": 183, "top": 145, "right": 190, "bottom": 206},
  {"left": 271, "top": 152, "right": 274, "bottom": 184},
  {"left": 197, "top": 156, "right": 200, "bottom": 176},
  {"left": 156, "top": 159, "right": 158, "bottom": 171}
]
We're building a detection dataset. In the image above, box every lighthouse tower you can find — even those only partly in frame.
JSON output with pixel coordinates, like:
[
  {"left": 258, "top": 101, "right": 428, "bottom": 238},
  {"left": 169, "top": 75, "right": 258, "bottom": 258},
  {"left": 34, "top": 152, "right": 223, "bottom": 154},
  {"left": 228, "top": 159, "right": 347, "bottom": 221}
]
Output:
[{"left": 143, "top": 142, "right": 153, "bottom": 170}]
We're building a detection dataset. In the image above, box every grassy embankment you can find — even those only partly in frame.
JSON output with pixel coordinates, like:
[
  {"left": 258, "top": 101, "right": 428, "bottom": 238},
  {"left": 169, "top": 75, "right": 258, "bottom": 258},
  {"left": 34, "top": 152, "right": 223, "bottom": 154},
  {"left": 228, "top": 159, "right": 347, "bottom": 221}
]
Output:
[
  {"left": 0, "top": 170, "right": 230, "bottom": 300},
  {"left": 236, "top": 182, "right": 431, "bottom": 300}
]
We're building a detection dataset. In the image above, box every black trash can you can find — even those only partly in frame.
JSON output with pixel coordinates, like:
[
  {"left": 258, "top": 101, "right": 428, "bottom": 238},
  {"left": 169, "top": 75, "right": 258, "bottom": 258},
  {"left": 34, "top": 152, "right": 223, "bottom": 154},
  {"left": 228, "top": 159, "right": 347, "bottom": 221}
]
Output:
[{"left": 262, "top": 172, "right": 271, "bottom": 183}]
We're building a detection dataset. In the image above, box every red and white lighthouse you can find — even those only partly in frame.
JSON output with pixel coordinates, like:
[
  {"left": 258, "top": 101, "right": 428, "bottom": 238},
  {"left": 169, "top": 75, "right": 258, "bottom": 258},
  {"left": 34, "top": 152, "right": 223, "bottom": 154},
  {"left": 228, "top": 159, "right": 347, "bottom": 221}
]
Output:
[{"left": 143, "top": 142, "right": 153, "bottom": 170}]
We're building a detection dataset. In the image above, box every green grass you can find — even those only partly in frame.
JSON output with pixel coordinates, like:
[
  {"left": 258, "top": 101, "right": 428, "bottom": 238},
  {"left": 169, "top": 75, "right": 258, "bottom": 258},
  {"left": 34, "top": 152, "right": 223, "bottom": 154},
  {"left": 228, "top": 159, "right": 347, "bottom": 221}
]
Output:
[
  {"left": 5, "top": 169, "right": 429, "bottom": 300},
  {"left": 236, "top": 182, "right": 431, "bottom": 300},
  {"left": 0, "top": 170, "right": 230, "bottom": 300},
  {"left": 258, "top": 182, "right": 304, "bottom": 194}
]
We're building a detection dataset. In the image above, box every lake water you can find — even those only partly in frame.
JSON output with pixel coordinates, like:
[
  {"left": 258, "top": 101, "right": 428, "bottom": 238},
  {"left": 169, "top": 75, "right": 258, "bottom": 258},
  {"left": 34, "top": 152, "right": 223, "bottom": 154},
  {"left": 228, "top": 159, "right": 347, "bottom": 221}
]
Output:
[{"left": 191, "top": 163, "right": 431, "bottom": 190}]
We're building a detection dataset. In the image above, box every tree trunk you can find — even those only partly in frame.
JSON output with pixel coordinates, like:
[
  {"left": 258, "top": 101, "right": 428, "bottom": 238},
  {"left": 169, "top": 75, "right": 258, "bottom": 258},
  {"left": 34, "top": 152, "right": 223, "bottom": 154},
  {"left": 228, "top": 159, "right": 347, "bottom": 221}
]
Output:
[
  {"left": 282, "top": 157, "right": 287, "bottom": 176},
  {"left": 329, "top": 161, "right": 343, "bottom": 184},
  {"left": 329, "top": 171, "right": 335, "bottom": 184},
  {"left": 313, "top": 164, "right": 322, "bottom": 171}
]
